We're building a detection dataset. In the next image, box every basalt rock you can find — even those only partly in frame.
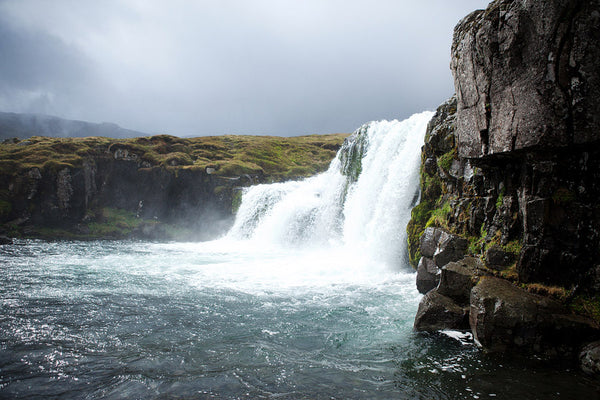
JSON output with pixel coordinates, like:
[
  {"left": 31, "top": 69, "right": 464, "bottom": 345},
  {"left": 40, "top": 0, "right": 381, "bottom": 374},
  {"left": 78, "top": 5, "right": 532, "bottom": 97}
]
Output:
[
  {"left": 485, "top": 245, "right": 515, "bottom": 270},
  {"left": 451, "top": 0, "right": 600, "bottom": 158},
  {"left": 580, "top": 341, "right": 600, "bottom": 375},
  {"left": 437, "top": 257, "right": 484, "bottom": 306},
  {"left": 416, "top": 257, "right": 440, "bottom": 294},
  {"left": 413, "top": 290, "right": 470, "bottom": 332},
  {"left": 433, "top": 231, "right": 468, "bottom": 268},
  {"left": 410, "top": 0, "right": 600, "bottom": 365},
  {"left": 470, "top": 277, "right": 599, "bottom": 357}
]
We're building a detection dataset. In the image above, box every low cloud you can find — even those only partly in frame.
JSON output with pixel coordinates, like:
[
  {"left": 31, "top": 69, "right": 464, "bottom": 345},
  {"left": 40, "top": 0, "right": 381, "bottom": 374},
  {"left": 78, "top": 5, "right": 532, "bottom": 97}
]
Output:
[{"left": 0, "top": 0, "right": 487, "bottom": 136}]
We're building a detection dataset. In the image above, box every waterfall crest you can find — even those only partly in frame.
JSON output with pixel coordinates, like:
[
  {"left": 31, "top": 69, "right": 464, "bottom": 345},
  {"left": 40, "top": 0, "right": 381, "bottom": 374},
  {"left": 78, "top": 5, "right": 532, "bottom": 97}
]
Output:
[{"left": 227, "top": 111, "right": 433, "bottom": 268}]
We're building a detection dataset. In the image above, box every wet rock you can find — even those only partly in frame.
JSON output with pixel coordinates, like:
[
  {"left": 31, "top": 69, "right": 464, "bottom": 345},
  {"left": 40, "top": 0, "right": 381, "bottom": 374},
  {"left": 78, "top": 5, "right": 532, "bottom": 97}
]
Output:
[
  {"left": 416, "top": 257, "right": 440, "bottom": 294},
  {"left": 414, "top": 290, "right": 469, "bottom": 332},
  {"left": 437, "top": 257, "right": 484, "bottom": 305},
  {"left": 485, "top": 245, "right": 515, "bottom": 270},
  {"left": 419, "top": 227, "right": 443, "bottom": 258},
  {"left": 433, "top": 231, "right": 468, "bottom": 267},
  {"left": 580, "top": 341, "right": 600, "bottom": 375},
  {"left": 470, "top": 277, "right": 599, "bottom": 356},
  {"left": 0, "top": 235, "right": 12, "bottom": 245}
]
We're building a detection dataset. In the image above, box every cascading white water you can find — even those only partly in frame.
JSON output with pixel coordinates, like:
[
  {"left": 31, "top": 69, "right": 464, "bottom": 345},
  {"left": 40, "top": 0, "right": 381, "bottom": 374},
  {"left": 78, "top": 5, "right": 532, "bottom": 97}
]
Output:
[{"left": 227, "top": 111, "right": 433, "bottom": 270}]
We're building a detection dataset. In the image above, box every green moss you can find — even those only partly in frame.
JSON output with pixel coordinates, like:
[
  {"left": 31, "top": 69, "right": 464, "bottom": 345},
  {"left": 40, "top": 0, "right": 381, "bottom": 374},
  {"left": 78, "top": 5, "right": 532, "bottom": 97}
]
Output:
[
  {"left": 339, "top": 133, "right": 367, "bottom": 183},
  {"left": 502, "top": 239, "right": 522, "bottom": 256},
  {"left": 406, "top": 201, "right": 433, "bottom": 268},
  {"left": 495, "top": 186, "right": 505, "bottom": 209},
  {"left": 87, "top": 207, "right": 143, "bottom": 237},
  {"left": 232, "top": 189, "right": 243, "bottom": 214},
  {"left": 570, "top": 294, "right": 600, "bottom": 322},
  {"left": 468, "top": 225, "right": 488, "bottom": 255},
  {"left": 437, "top": 148, "right": 457, "bottom": 172},
  {"left": 0, "top": 133, "right": 348, "bottom": 179},
  {"left": 425, "top": 201, "right": 451, "bottom": 229}
]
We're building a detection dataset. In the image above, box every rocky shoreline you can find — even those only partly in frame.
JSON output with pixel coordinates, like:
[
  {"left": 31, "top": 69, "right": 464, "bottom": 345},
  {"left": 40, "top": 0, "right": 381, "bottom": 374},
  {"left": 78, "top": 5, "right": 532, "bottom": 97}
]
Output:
[{"left": 409, "top": 0, "right": 600, "bottom": 374}]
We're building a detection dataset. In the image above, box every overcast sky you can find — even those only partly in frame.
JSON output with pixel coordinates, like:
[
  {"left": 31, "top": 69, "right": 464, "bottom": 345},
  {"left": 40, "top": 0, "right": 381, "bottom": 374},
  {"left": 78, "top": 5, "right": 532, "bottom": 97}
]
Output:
[{"left": 0, "top": 0, "right": 488, "bottom": 136}]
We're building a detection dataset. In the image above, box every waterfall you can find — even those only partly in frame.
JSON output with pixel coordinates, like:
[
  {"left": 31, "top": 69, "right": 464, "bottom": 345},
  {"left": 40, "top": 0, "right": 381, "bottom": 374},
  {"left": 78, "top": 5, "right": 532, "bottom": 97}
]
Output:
[{"left": 227, "top": 111, "right": 433, "bottom": 268}]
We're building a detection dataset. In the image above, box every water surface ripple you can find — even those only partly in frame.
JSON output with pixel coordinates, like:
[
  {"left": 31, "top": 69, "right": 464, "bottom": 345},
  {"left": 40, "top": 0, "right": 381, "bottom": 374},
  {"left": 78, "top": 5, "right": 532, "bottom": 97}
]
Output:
[{"left": 0, "top": 240, "right": 598, "bottom": 400}]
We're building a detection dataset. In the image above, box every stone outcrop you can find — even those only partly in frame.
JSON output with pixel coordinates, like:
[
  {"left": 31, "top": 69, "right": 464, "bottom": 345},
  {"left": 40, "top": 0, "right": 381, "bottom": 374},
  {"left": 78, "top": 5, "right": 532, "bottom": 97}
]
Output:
[
  {"left": 448, "top": 0, "right": 600, "bottom": 287},
  {"left": 416, "top": 227, "right": 469, "bottom": 294},
  {"left": 414, "top": 290, "right": 469, "bottom": 332},
  {"left": 580, "top": 341, "right": 600, "bottom": 375},
  {"left": 1, "top": 157, "right": 244, "bottom": 240},
  {"left": 416, "top": 257, "right": 440, "bottom": 294},
  {"left": 451, "top": 0, "right": 600, "bottom": 158},
  {"left": 414, "top": 256, "right": 486, "bottom": 332},
  {"left": 470, "top": 277, "right": 598, "bottom": 357},
  {"left": 409, "top": 0, "right": 600, "bottom": 370}
]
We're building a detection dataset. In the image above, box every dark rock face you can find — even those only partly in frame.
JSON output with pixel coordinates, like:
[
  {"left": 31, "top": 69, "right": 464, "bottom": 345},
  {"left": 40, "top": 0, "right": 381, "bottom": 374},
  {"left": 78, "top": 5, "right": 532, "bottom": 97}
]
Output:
[
  {"left": 1, "top": 156, "right": 250, "bottom": 240},
  {"left": 470, "top": 277, "right": 599, "bottom": 357},
  {"left": 416, "top": 257, "right": 440, "bottom": 294},
  {"left": 414, "top": 256, "right": 486, "bottom": 333},
  {"left": 485, "top": 245, "right": 514, "bottom": 270},
  {"left": 416, "top": 228, "right": 468, "bottom": 294},
  {"left": 437, "top": 257, "right": 483, "bottom": 306},
  {"left": 580, "top": 341, "right": 600, "bottom": 375},
  {"left": 413, "top": 290, "right": 469, "bottom": 332},
  {"left": 433, "top": 231, "right": 468, "bottom": 268},
  {"left": 445, "top": 0, "right": 600, "bottom": 286},
  {"left": 451, "top": 0, "right": 600, "bottom": 158},
  {"left": 410, "top": 0, "right": 600, "bottom": 367}
]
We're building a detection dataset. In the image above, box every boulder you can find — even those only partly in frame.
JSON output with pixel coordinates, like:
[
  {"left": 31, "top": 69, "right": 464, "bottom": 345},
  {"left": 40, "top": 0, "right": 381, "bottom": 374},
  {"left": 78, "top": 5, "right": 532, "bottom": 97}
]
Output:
[
  {"left": 419, "top": 227, "right": 443, "bottom": 258},
  {"left": 414, "top": 290, "right": 469, "bottom": 332},
  {"left": 433, "top": 231, "right": 468, "bottom": 267},
  {"left": 419, "top": 227, "right": 468, "bottom": 268},
  {"left": 416, "top": 257, "right": 440, "bottom": 294},
  {"left": 437, "top": 257, "right": 484, "bottom": 305},
  {"left": 485, "top": 245, "right": 515, "bottom": 270},
  {"left": 470, "top": 277, "right": 599, "bottom": 356},
  {"left": 580, "top": 341, "right": 600, "bottom": 375}
]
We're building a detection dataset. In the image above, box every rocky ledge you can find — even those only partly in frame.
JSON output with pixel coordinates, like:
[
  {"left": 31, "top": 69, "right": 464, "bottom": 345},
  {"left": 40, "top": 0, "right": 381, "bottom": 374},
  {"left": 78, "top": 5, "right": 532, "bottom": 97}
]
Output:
[
  {"left": 409, "top": 0, "right": 600, "bottom": 373},
  {"left": 0, "top": 134, "right": 347, "bottom": 240}
]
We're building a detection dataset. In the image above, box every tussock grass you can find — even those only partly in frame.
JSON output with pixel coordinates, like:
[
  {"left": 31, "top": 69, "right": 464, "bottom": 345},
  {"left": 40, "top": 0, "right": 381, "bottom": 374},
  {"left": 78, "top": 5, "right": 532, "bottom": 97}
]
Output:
[{"left": 0, "top": 133, "right": 349, "bottom": 179}]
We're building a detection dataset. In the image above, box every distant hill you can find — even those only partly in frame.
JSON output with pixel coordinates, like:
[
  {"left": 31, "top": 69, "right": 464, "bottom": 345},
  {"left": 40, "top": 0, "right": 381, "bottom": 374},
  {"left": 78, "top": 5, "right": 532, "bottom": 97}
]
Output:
[{"left": 0, "top": 111, "right": 149, "bottom": 139}]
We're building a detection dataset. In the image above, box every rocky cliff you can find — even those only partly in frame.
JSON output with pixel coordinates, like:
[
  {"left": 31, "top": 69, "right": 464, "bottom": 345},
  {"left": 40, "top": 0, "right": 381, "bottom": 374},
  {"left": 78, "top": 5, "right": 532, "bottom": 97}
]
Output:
[
  {"left": 0, "top": 134, "right": 346, "bottom": 240},
  {"left": 408, "top": 0, "right": 600, "bottom": 369}
]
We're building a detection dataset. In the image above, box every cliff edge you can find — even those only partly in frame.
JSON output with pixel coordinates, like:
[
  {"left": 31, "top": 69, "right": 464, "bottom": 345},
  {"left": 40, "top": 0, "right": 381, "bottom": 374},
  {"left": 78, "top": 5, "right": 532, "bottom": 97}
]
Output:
[
  {"left": 408, "top": 0, "right": 600, "bottom": 370},
  {"left": 0, "top": 134, "right": 346, "bottom": 240}
]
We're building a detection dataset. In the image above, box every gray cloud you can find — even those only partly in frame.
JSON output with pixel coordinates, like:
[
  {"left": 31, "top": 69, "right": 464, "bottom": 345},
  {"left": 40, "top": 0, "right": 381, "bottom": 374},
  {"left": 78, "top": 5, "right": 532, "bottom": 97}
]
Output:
[{"left": 0, "top": 0, "right": 488, "bottom": 136}]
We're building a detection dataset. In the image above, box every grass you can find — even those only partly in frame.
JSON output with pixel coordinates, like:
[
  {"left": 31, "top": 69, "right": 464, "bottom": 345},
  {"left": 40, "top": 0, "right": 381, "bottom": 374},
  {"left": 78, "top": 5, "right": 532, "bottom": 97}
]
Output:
[
  {"left": 437, "top": 148, "right": 457, "bottom": 172},
  {"left": 570, "top": 294, "right": 600, "bottom": 322},
  {"left": 0, "top": 133, "right": 349, "bottom": 180},
  {"left": 425, "top": 201, "right": 452, "bottom": 229}
]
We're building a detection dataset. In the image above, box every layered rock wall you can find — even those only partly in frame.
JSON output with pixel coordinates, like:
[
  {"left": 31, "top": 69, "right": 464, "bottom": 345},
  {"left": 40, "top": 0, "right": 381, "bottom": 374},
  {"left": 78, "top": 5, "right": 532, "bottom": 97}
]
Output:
[
  {"left": 1, "top": 151, "right": 250, "bottom": 240},
  {"left": 409, "top": 0, "right": 600, "bottom": 364}
]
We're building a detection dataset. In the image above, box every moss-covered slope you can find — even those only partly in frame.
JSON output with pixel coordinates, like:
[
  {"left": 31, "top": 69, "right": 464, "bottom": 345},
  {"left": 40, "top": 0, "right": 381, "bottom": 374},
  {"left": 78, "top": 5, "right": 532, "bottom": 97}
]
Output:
[{"left": 0, "top": 133, "right": 348, "bottom": 181}]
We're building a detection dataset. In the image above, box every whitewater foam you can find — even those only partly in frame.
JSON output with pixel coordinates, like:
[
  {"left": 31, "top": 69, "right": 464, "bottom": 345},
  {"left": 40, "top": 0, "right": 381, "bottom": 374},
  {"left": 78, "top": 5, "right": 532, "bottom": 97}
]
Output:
[{"left": 223, "top": 111, "right": 433, "bottom": 279}]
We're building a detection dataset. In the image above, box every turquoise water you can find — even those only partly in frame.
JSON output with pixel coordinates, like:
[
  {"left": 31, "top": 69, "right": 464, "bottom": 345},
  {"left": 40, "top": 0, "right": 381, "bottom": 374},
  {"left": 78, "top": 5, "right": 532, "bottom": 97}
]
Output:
[{"left": 1, "top": 239, "right": 598, "bottom": 399}]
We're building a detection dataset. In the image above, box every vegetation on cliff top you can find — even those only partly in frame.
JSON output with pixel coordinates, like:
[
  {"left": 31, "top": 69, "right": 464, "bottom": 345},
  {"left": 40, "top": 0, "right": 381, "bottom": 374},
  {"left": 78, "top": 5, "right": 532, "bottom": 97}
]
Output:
[{"left": 0, "top": 133, "right": 348, "bottom": 180}]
